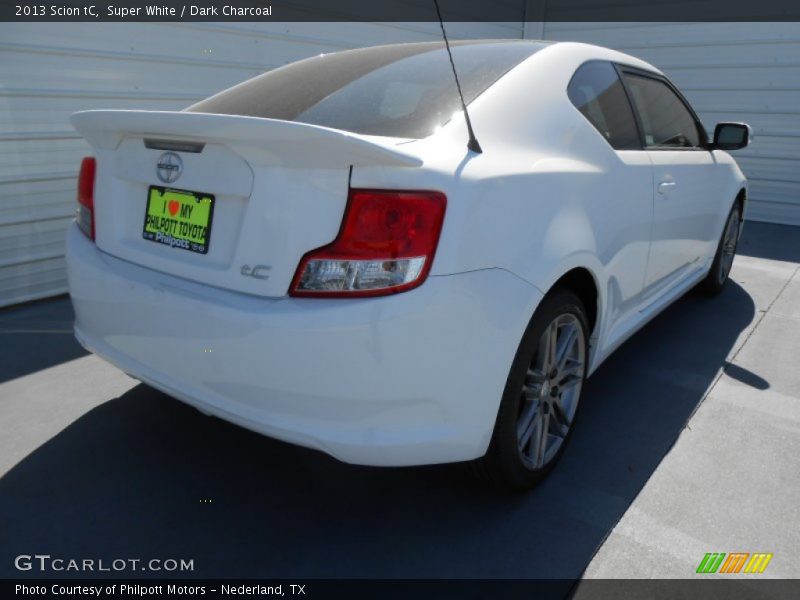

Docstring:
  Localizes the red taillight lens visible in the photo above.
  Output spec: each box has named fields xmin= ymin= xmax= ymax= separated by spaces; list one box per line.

xmin=290 ymin=189 xmax=447 ymax=297
xmin=76 ymin=157 xmax=96 ymax=240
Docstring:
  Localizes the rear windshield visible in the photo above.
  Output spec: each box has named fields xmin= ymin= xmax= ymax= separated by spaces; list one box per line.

xmin=186 ymin=41 xmax=548 ymax=139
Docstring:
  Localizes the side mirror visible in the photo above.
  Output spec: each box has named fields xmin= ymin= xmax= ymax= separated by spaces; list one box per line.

xmin=712 ymin=122 xmax=751 ymax=150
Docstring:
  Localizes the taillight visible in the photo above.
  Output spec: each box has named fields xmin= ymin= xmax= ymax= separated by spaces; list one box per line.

xmin=76 ymin=157 xmax=96 ymax=240
xmin=290 ymin=189 xmax=447 ymax=297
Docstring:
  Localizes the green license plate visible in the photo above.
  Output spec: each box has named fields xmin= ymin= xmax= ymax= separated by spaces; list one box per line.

xmin=142 ymin=186 xmax=215 ymax=254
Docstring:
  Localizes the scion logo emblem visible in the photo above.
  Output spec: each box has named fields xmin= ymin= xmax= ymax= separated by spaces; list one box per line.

xmin=156 ymin=151 xmax=183 ymax=184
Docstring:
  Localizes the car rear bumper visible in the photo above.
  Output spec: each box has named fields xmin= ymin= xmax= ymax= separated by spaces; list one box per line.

xmin=66 ymin=223 xmax=541 ymax=466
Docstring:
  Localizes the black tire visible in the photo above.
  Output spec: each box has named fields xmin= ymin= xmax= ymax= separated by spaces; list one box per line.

xmin=698 ymin=201 xmax=742 ymax=296
xmin=474 ymin=289 xmax=589 ymax=490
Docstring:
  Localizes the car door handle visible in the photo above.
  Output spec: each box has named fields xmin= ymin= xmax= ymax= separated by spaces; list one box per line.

xmin=657 ymin=181 xmax=677 ymax=195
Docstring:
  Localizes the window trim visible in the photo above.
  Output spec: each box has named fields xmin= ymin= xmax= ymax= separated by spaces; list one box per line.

xmin=567 ymin=59 xmax=644 ymax=151
xmin=616 ymin=64 xmax=710 ymax=151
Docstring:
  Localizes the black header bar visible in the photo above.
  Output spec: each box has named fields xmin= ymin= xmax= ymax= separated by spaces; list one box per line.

xmin=2 ymin=0 xmax=800 ymax=22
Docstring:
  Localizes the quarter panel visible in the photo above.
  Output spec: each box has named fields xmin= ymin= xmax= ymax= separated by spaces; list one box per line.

xmin=352 ymin=44 xmax=662 ymax=373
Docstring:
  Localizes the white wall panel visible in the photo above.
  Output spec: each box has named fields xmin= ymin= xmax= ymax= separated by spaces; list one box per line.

xmin=0 ymin=20 xmax=521 ymax=307
xmin=8 ymin=17 xmax=795 ymax=308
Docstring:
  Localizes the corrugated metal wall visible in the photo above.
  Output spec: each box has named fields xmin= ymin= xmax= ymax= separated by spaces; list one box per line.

xmin=0 ymin=20 xmax=522 ymax=308
xmin=531 ymin=22 xmax=800 ymax=227
xmin=3 ymin=18 xmax=798 ymax=308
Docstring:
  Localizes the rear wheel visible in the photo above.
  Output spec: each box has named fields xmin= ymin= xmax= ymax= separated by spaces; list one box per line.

xmin=476 ymin=290 xmax=589 ymax=490
xmin=699 ymin=202 xmax=742 ymax=295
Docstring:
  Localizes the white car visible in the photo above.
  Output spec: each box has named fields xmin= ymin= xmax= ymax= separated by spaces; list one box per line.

xmin=66 ymin=40 xmax=749 ymax=488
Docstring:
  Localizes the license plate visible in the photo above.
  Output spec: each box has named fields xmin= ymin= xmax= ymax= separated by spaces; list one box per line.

xmin=142 ymin=186 xmax=215 ymax=254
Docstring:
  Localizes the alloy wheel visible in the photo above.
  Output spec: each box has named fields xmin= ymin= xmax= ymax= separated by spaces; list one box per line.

xmin=516 ymin=312 xmax=586 ymax=470
xmin=719 ymin=208 xmax=740 ymax=284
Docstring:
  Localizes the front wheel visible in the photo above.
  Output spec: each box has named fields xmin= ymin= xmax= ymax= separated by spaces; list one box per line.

xmin=699 ymin=202 xmax=742 ymax=295
xmin=475 ymin=290 xmax=589 ymax=490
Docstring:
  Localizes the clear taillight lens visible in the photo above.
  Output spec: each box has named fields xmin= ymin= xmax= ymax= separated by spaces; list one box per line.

xmin=76 ymin=157 xmax=96 ymax=240
xmin=290 ymin=189 xmax=447 ymax=298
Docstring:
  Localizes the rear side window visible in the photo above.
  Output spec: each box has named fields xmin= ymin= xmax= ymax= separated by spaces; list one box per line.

xmin=567 ymin=61 xmax=640 ymax=150
xmin=187 ymin=41 xmax=548 ymax=139
xmin=622 ymin=73 xmax=701 ymax=148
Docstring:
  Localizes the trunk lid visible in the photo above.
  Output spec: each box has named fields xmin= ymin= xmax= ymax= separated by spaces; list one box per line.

xmin=71 ymin=110 xmax=421 ymax=298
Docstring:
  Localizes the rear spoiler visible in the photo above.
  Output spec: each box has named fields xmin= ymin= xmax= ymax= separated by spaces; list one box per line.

xmin=70 ymin=110 xmax=423 ymax=169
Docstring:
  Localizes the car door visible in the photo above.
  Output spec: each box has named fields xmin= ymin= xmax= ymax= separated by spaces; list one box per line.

xmin=567 ymin=61 xmax=653 ymax=341
xmin=620 ymin=69 xmax=720 ymax=298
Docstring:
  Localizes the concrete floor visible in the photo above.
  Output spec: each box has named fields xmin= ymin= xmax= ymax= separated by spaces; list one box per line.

xmin=0 ymin=221 xmax=798 ymax=584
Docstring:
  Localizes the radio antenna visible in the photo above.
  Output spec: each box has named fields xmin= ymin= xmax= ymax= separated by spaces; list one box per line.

xmin=433 ymin=0 xmax=482 ymax=154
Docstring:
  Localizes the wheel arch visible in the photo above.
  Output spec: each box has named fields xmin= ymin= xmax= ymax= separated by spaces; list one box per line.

xmin=549 ymin=267 xmax=600 ymax=338
xmin=527 ymin=260 xmax=605 ymax=375
xmin=735 ymin=187 xmax=747 ymax=215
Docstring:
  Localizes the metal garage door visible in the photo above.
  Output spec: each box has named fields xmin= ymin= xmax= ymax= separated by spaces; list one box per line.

xmin=0 ymin=21 xmax=521 ymax=308
xmin=530 ymin=22 xmax=800 ymax=227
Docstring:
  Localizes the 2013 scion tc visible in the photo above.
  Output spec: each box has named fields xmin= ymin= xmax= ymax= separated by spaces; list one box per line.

xmin=66 ymin=41 xmax=750 ymax=488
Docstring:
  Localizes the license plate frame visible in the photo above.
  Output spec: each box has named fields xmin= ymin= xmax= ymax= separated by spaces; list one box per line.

xmin=142 ymin=186 xmax=215 ymax=255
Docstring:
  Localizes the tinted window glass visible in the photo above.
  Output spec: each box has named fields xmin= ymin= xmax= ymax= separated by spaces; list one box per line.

xmin=187 ymin=41 xmax=549 ymax=139
xmin=622 ymin=73 xmax=701 ymax=148
xmin=567 ymin=61 xmax=640 ymax=150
